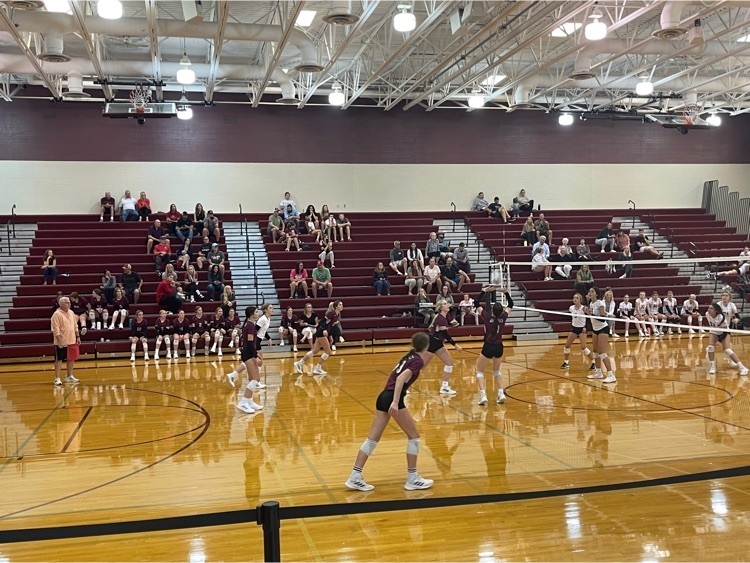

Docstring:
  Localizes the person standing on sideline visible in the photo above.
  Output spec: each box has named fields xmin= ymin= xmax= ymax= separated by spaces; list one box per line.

xmin=475 ymin=286 xmax=513 ymax=406
xmin=425 ymin=300 xmax=463 ymax=395
xmin=225 ymin=306 xmax=264 ymax=413
xmin=586 ymin=287 xmax=617 ymax=384
xmin=51 ymin=296 xmax=80 ymax=386
xmin=345 ymin=332 xmax=434 ymax=492
xmin=561 ymin=293 xmax=595 ymax=370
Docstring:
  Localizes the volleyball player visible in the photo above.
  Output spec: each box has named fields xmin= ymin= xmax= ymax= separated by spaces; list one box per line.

xmin=225 ymin=306 xmax=264 ymax=412
xmin=153 ymin=309 xmax=172 ymax=360
xmin=129 ymin=310 xmax=149 ymax=362
xmin=634 ymin=291 xmax=650 ymax=337
xmin=225 ymin=308 xmax=241 ymax=353
xmin=279 ymin=306 xmax=300 ymax=352
xmin=647 ymin=291 xmax=667 ymax=336
xmin=345 ymin=332 xmax=434 ymax=492
xmin=617 ymin=294 xmax=637 ymax=338
xmin=681 ymin=294 xmax=703 ymax=334
xmin=603 ymin=289 xmax=618 ymax=338
xmin=172 ymin=309 xmax=191 ymax=358
xmin=255 ymin=304 xmax=274 ymax=360
xmin=298 ymin=303 xmax=318 ymax=345
xmin=719 ymin=289 xmax=740 ymax=330
xmin=425 ymin=299 xmax=463 ymax=395
xmin=586 ymin=287 xmax=617 ymax=384
xmin=294 ymin=301 xmax=343 ymax=375
xmin=705 ymin=302 xmax=748 ymax=376
xmin=326 ymin=301 xmax=344 ymax=351
xmin=210 ymin=307 xmax=227 ymax=357
xmin=109 ymin=287 xmax=129 ymax=330
xmin=561 ymin=293 xmax=595 ymax=371
xmin=190 ymin=305 xmax=212 ymax=356
xmin=662 ymin=290 xmax=681 ymax=334
xmin=474 ymin=285 xmax=513 ymax=406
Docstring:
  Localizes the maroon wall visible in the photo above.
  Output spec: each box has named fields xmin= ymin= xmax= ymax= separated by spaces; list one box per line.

xmin=2 ymin=92 xmax=749 ymax=164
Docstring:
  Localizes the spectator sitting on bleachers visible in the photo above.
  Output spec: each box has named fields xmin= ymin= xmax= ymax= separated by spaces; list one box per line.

xmin=576 ymin=238 xmax=592 ymax=261
xmin=153 ymin=236 xmax=172 ymax=276
xmin=88 ymin=288 xmax=109 ymax=330
xmin=574 ymin=264 xmax=594 ymax=297
xmin=304 ymin=205 xmax=321 ymax=235
xmin=184 ymin=265 xmax=202 ymax=302
xmin=136 ymin=192 xmax=152 ymax=222
xmin=267 ymin=208 xmax=284 ymax=243
xmin=424 ymin=257 xmax=442 ymax=294
xmin=595 ymin=222 xmax=616 ymax=253
xmin=206 ymin=265 xmax=224 ymax=301
xmin=405 ymin=259 xmax=423 ymax=296
xmin=520 ymin=216 xmax=537 ymax=246
xmin=221 ymin=285 xmax=237 ymax=316
xmin=407 ymin=242 xmax=425 ymax=270
xmin=312 ymin=261 xmax=333 ymax=298
xmin=290 ymin=262 xmax=309 ymax=298
xmin=319 ymin=236 xmax=335 ymax=267
xmin=162 ymin=263 xmax=176 ymax=281
xmin=458 ymin=293 xmax=480 ymax=325
xmin=437 ymin=233 xmax=453 ymax=262
xmin=372 ymin=262 xmax=391 ymax=296
xmin=425 ymin=232 xmax=441 ymax=261
xmin=204 ymin=210 xmax=221 ymax=240
xmin=51 ymin=290 xmax=64 ymax=313
xmin=207 ymin=243 xmax=226 ymax=275
xmin=453 ymin=242 xmax=471 ymax=273
xmin=389 ymin=240 xmax=407 ymax=276
xmin=631 ymin=229 xmax=661 ymax=258
xmin=436 ymin=284 xmax=458 ymax=325
xmin=176 ymin=238 xmax=192 ymax=270
xmin=146 ymin=219 xmax=167 ymax=254
xmin=120 ymin=263 xmax=142 ymax=304
xmin=101 ymin=270 xmax=116 ymax=303
xmin=472 ymin=191 xmax=489 ymax=212
xmin=196 ymin=236 xmax=212 ymax=270
xmin=615 ymin=246 xmax=633 ymax=279
xmin=285 ymin=225 xmax=301 ymax=251
xmin=119 ymin=190 xmax=138 ymax=223
xmin=337 ymin=213 xmax=352 ymax=242
xmin=69 ymin=292 xmax=89 ymax=336
xmin=284 ymin=204 xmax=300 ymax=232
xmin=109 ymin=286 xmax=129 ymax=329
xmin=531 ymin=246 xmax=552 ymax=281
xmin=552 ymin=245 xmax=573 ymax=279
xmin=165 ymin=204 xmax=181 ymax=236
xmin=42 ymin=249 xmax=57 ymax=285
xmin=615 ymin=230 xmax=630 ymax=252
xmin=176 ymin=211 xmax=194 ymax=243
xmin=534 ymin=213 xmax=553 ymax=245
xmin=558 ymin=237 xmax=573 ymax=256
xmin=100 ymin=191 xmax=115 ymax=222
xmin=514 ymin=189 xmax=534 ymax=213
xmin=320 ymin=204 xmax=331 ymax=234
xmin=487 ymin=197 xmax=512 ymax=223
xmin=441 ymin=256 xmax=470 ymax=292
xmin=531 ymin=235 xmax=550 ymax=258
xmin=280 ymin=191 xmax=298 ymax=215
xmin=157 ymin=274 xmax=183 ymax=314
xmin=193 ymin=203 xmax=206 ymax=236
xmin=414 ymin=287 xmax=435 ymax=326
xmin=714 ymin=246 xmax=750 ymax=277
xmin=323 ymin=211 xmax=337 ymax=242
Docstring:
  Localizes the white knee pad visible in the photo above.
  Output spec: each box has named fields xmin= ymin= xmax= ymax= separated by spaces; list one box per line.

xmin=724 ymin=348 xmax=735 ymax=357
xmin=592 ymin=353 xmax=600 ymax=359
xmin=247 ymin=380 xmax=259 ymax=391
xmin=406 ymin=438 xmax=420 ymax=455
xmin=444 ymin=365 xmax=453 ymax=373
xmin=563 ymin=348 xmax=571 ymax=354
xmin=291 ymin=329 xmax=297 ymax=336
xmin=583 ymin=348 xmax=591 ymax=356
xmin=102 ymin=311 xmax=109 ymax=321
xmin=321 ymin=353 xmax=329 ymax=361
xmin=88 ymin=311 xmax=96 ymax=321
xmin=164 ymin=336 xmax=170 ymax=345
xmin=493 ymin=370 xmax=501 ymax=378
xmin=475 ymin=371 xmax=484 ymax=379
xmin=706 ymin=345 xmax=715 ymax=354
xmin=360 ymin=438 xmax=378 ymax=456
xmin=278 ymin=327 xmax=284 ymax=335
xmin=599 ymin=353 xmax=608 ymax=360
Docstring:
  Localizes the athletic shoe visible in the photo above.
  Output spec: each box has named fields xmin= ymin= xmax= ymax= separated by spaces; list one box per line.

xmin=294 ymin=360 xmax=304 ymax=374
xmin=587 ymin=373 xmax=604 ymax=379
xmin=603 ymin=374 xmax=617 ymax=384
xmin=249 ymin=400 xmax=263 ymax=411
xmin=65 ymin=375 xmax=79 ymax=383
xmin=740 ymin=366 xmax=749 ymax=376
xmin=154 ymin=351 xmax=160 ymax=360
xmin=118 ymin=324 xmax=124 ymax=329
xmin=331 ymin=345 xmax=337 ymax=351
xmin=144 ymin=354 xmax=149 ymax=361
xmin=236 ymin=401 xmax=256 ymax=414
xmin=53 ymin=377 xmax=62 ymax=386
xmin=345 ymin=476 xmax=375 ymax=492
xmin=256 ymin=382 xmax=267 ymax=389
xmin=339 ymin=336 xmax=345 ymax=343
xmin=235 ymin=349 xmax=241 ymax=355
xmin=293 ymin=346 xmax=298 ymax=352
xmin=638 ymin=331 xmax=645 ymax=337
xmin=228 ymin=341 xmax=234 ymax=349
xmin=130 ymin=354 xmax=136 ymax=362
xmin=81 ymin=327 xmax=87 ymax=336
xmin=440 ymin=385 xmax=457 ymax=395
xmin=218 ymin=348 xmax=223 ymax=357
xmin=611 ymin=333 xmax=620 ymax=338
xmin=313 ymin=365 xmax=328 ymax=375
xmin=210 ymin=344 xmax=217 ymax=353
xmin=689 ymin=328 xmax=696 ymax=335
xmin=678 ymin=329 xmax=682 ymax=334
xmin=478 ymin=391 xmax=488 ymax=406
xmin=708 ymin=364 xmax=717 ymax=375
xmin=226 ymin=372 xmax=237 ymax=388
xmin=166 ymin=352 xmax=172 ymax=359
xmin=497 ymin=390 xmax=506 ymax=404
xmin=729 ymin=360 xmax=739 ymax=368
xmin=667 ymin=329 xmax=673 ymax=335
xmin=404 ymin=476 xmax=434 ymax=491
xmin=560 ymin=361 xmax=569 ymax=369
xmin=185 ymin=351 xmax=191 ymax=359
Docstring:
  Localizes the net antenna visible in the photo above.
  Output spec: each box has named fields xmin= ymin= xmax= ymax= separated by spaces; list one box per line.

xmin=129 ymin=84 xmax=151 ymax=113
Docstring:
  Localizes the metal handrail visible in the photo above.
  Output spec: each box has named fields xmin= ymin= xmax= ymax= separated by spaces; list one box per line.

xmin=10 ymin=203 xmax=16 ymax=239
xmin=451 ymin=202 xmax=456 ymax=230
xmin=238 ymin=203 xmax=244 ymax=237
xmin=5 ymin=220 xmax=10 ymax=256
xmin=628 ymin=200 xmax=636 ymax=229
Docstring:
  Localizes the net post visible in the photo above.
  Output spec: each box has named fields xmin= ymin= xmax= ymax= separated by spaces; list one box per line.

xmin=257 ymin=501 xmax=282 ymax=562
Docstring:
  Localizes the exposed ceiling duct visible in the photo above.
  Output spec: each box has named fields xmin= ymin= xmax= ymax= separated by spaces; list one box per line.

xmin=322 ymin=1 xmax=360 ymax=26
xmin=61 ymin=69 xmax=89 ymax=98
xmin=10 ymin=10 xmax=324 ymax=72
xmin=512 ymin=83 xmax=534 ymax=108
xmin=571 ymin=39 xmax=750 ymax=80
xmin=37 ymin=32 xmax=70 ymax=63
xmin=529 ymin=75 xmax=750 ymax=96
xmin=652 ymin=2 xmax=688 ymax=40
xmin=1 ymin=0 xmax=45 ymax=9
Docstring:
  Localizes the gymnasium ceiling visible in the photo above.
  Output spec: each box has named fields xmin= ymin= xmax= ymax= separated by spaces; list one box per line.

xmin=1 ymin=0 xmax=750 ymax=117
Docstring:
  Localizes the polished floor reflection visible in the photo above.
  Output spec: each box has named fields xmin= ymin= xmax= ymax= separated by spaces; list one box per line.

xmin=1 ymin=334 xmax=750 ymax=561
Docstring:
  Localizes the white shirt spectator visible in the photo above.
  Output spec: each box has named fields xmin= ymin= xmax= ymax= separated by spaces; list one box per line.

xmin=532 ymin=241 xmax=550 ymax=259
xmin=120 ymin=197 xmax=137 ymax=211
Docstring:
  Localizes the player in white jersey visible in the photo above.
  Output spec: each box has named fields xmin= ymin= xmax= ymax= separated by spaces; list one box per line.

xmin=586 ymin=287 xmax=616 ymax=384
xmin=647 ymin=291 xmax=667 ymax=336
xmin=561 ymin=293 xmax=595 ymax=370
xmin=705 ymin=302 xmax=748 ymax=376
xmin=634 ymin=291 xmax=651 ymax=337
xmin=617 ymin=294 xmax=638 ymax=338
xmin=662 ymin=290 xmax=681 ymax=334
xmin=719 ymin=290 xmax=740 ymax=330
xmin=603 ymin=289 xmax=618 ymax=337
xmin=681 ymin=294 xmax=703 ymax=335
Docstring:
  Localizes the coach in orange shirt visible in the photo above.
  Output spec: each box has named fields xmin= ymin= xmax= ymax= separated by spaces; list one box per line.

xmin=51 ymin=296 xmax=81 ymax=386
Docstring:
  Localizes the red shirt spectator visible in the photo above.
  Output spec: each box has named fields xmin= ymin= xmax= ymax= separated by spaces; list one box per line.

xmin=156 ymin=278 xmax=174 ymax=303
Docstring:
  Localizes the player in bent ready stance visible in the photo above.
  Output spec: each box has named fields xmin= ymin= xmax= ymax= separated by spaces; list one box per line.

xmin=345 ymin=332 xmax=434 ymax=492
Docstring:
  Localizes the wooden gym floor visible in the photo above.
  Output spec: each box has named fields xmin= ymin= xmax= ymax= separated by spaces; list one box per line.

xmin=1 ymin=335 xmax=750 ymax=561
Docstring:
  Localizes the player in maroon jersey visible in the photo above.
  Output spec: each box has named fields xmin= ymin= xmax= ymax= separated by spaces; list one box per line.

xmin=345 ymin=332 xmax=434 ymax=491
xmin=190 ymin=306 xmax=212 ymax=356
xmin=129 ymin=310 xmax=149 ymax=362
xmin=172 ymin=309 xmax=191 ymax=359
xmin=87 ymin=288 xmax=109 ymax=330
xmin=225 ymin=306 xmax=264 ymax=413
xmin=210 ymin=307 xmax=227 ymax=357
xmin=153 ymin=309 xmax=173 ymax=360
xmin=474 ymin=286 xmax=513 ymax=406
xmin=109 ymin=287 xmax=129 ymax=330
xmin=279 ymin=306 xmax=300 ymax=352
xmin=225 ymin=308 xmax=241 ymax=353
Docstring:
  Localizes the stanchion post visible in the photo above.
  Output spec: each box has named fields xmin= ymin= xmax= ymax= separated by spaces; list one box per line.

xmin=257 ymin=501 xmax=281 ymax=562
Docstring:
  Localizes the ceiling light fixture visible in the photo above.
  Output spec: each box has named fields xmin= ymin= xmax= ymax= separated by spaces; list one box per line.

xmin=177 ymin=94 xmax=193 ymax=121
xmin=558 ymin=113 xmax=574 ymax=126
xmin=393 ymin=5 xmax=416 ymax=33
xmin=97 ymin=0 xmax=122 ymax=20
xmin=480 ymin=74 xmax=506 ymax=87
xmin=328 ymin=81 xmax=345 ymax=106
xmin=635 ymin=78 xmax=654 ymax=96
xmin=584 ymin=8 xmax=607 ymax=41
xmin=176 ymin=54 xmax=196 ymax=85
xmin=468 ymin=87 xmax=484 ymax=109
xmin=43 ymin=0 xmax=71 ymax=13
xmin=295 ymin=10 xmax=317 ymax=28
xmin=706 ymin=114 xmax=722 ymax=126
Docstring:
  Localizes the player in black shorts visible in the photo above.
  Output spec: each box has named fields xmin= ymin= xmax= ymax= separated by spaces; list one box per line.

xmin=129 ymin=309 xmax=149 ymax=362
xmin=345 ymin=332 xmax=434 ymax=492
xmin=172 ymin=309 xmax=191 ymax=359
xmin=474 ymin=286 xmax=513 ymax=406
xmin=294 ymin=300 xmax=343 ymax=376
xmin=226 ymin=306 xmax=264 ymax=413
xmin=425 ymin=300 xmax=463 ymax=395
xmin=153 ymin=309 xmax=172 ymax=360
